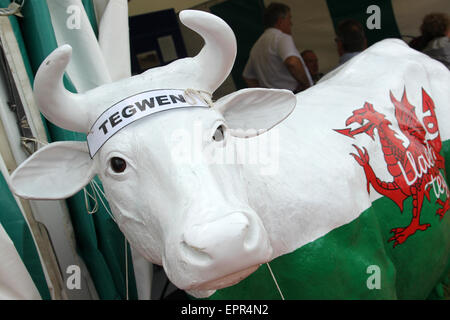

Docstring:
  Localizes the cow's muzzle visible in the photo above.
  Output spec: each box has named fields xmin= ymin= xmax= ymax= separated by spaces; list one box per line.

xmin=164 ymin=210 xmax=272 ymax=294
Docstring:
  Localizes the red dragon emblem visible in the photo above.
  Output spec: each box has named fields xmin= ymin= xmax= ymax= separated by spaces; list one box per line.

xmin=335 ymin=88 xmax=449 ymax=247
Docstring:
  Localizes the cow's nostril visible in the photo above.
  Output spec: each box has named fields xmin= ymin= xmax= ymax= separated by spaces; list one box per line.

xmin=180 ymin=240 xmax=212 ymax=266
xmin=181 ymin=211 xmax=262 ymax=265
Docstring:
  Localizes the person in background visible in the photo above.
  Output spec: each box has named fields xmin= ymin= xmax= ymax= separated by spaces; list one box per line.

xmin=301 ymin=49 xmax=324 ymax=84
xmin=335 ymin=19 xmax=367 ymax=66
xmin=410 ymin=13 xmax=450 ymax=70
xmin=243 ymin=2 xmax=312 ymax=93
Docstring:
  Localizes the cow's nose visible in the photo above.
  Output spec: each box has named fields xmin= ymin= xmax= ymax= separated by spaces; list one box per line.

xmin=181 ymin=212 xmax=259 ymax=265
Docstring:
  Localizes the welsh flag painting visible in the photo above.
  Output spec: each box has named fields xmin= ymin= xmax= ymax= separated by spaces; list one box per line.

xmin=208 ymin=38 xmax=450 ymax=300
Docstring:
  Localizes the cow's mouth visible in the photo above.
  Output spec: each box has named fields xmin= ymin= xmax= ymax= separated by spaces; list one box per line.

xmin=186 ymin=264 xmax=260 ymax=297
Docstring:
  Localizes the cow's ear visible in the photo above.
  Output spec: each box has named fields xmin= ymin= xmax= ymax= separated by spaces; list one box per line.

xmin=214 ymin=88 xmax=296 ymax=138
xmin=10 ymin=141 xmax=96 ymax=200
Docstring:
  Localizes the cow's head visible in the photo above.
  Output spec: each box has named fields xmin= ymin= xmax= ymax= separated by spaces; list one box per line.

xmin=10 ymin=10 xmax=296 ymax=297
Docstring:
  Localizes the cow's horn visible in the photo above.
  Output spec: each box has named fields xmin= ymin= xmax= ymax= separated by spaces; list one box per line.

xmin=179 ymin=10 xmax=237 ymax=94
xmin=33 ymin=45 xmax=89 ymax=133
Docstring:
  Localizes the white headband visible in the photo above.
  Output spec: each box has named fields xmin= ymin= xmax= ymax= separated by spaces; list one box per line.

xmin=86 ymin=89 xmax=210 ymax=158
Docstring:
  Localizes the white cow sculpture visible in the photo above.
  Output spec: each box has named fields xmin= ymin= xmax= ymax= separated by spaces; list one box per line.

xmin=10 ymin=10 xmax=450 ymax=299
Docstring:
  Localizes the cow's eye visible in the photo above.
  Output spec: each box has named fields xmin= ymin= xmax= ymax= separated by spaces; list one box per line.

xmin=110 ymin=157 xmax=127 ymax=173
xmin=212 ymin=125 xmax=225 ymax=142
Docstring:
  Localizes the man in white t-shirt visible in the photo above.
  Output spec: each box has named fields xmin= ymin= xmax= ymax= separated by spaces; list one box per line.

xmin=243 ymin=3 xmax=312 ymax=93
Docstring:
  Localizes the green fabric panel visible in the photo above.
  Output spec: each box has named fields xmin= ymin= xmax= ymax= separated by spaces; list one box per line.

xmin=0 ymin=1 xmax=33 ymax=84
xmin=209 ymin=140 xmax=450 ymax=299
xmin=89 ymin=177 xmax=138 ymax=299
xmin=0 ymin=0 xmax=51 ymax=299
xmin=0 ymin=0 xmax=51 ymax=139
xmin=80 ymin=0 xmax=138 ymax=298
xmin=210 ymin=0 xmax=265 ymax=90
xmin=326 ymin=0 xmax=401 ymax=47
xmin=82 ymin=0 xmax=98 ymax=37
xmin=0 ymin=171 xmax=50 ymax=299
xmin=17 ymin=0 xmax=137 ymax=299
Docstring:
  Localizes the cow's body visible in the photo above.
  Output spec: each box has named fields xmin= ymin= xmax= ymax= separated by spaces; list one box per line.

xmin=245 ymin=41 xmax=450 ymax=252
xmin=219 ymin=39 xmax=450 ymax=299
xmin=9 ymin=10 xmax=450 ymax=299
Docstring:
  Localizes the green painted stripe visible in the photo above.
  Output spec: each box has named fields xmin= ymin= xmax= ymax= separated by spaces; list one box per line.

xmin=82 ymin=0 xmax=99 ymax=37
xmin=326 ymin=0 xmax=401 ymax=46
xmin=209 ymin=140 xmax=450 ymax=299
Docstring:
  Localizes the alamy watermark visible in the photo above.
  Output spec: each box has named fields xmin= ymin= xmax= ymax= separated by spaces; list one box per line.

xmin=366 ymin=265 xmax=381 ymax=290
xmin=170 ymin=121 xmax=280 ymax=176
xmin=66 ymin=4 xmax=81 ymax=30
xmin=366 ymin=5 xmax=381 ymax=30
xmin=66 ymin=265 xmax=81 ymax=290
